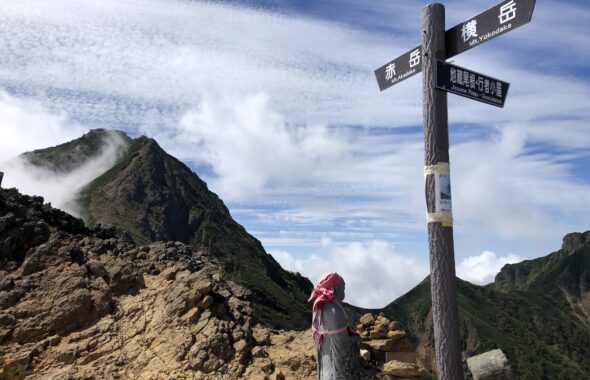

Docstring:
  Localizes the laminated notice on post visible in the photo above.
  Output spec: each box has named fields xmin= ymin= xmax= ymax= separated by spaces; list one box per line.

xmin=435 ymin=173 xmax=452 ymax=213
xmin=425 ymin=163 xmax=453 ymax=227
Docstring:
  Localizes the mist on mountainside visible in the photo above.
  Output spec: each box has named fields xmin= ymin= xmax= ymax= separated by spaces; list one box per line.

xmin=0 ymin=131 xmax=129 ymax=217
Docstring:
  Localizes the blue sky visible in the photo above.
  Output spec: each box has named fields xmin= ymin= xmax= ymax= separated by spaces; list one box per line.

xmin=0 ymin=0 xmax=589 ymax=307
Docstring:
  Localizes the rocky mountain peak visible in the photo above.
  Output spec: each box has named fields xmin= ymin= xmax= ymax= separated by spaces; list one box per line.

xmin=14 ymin=131 xmax=313 ymax=330
xmin=21 ymin=129 xmax=131 ymax=174
xmin=562 ymin=231 xmax=590 ymax=256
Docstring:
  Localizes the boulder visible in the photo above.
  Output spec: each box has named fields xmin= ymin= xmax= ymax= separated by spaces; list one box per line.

xmin=562 ymin=232 xmax=589 ymax=255
xmin=387 ymin=330 xmax=406 ymax=340
xmin=467 ymin=349 xmax=513 ymax=380
xmin=382 ymin=360 xmax=427 ymax=378
xmin=0 ymin=188 xmax=270 ymax=379
xmin=359 ymin=313 xmax=376 ymax=327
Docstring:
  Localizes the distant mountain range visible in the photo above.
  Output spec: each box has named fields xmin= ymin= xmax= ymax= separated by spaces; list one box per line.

xmin=343 ymin=231 xmax=590 ymax=379
xmin=15 ymin=129 xmax=590 ymax=378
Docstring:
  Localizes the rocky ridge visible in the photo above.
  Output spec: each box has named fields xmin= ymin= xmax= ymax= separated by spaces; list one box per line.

xmin=19 ymin=129 xmax=313 ymax=331
xmin=0 ymin=187 xmax=307 ymax=379
xmin=0 ymin=186 xmax=426 ymax=379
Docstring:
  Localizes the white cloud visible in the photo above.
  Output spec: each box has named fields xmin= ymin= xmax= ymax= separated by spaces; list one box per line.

xmin=270 ymin=239 xmax=429 ymax=308
xmin=141 ymin=92 xmax=349 ymax=200
xmin=456 ymin=251 xmax=524 ymax=285
xmin=0 ymin=129 xmax=128 ymax=217
xmin=272 ymin=242 xmax=525 ymax=307
xmin=0 ymin=91 xmax=86 ymax=163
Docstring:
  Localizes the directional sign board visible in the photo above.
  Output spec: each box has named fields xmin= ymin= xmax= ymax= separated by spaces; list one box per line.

xmin=436 ymin=60 xmax=510 ymax=107
xmin=374 ymin=46 xmax=421 ymax=91
xmin=446 ymin=0 xmax=536 ymax=57
xmin=375 ymin=0 xmax=535 ymax=91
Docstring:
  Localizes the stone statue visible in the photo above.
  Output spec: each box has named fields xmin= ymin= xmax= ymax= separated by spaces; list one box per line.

xmin=309 ymin=272 xmax=360 ymax=379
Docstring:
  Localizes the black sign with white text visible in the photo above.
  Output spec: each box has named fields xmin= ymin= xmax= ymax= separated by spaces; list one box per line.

xmin=445 ymin=0 xmax=536 ymax=57
xmin=374 ymin=45 xmax=422 ymax=91
xmin=374 ymin=0 xmax=535 ymax=91
xmin=436 ymin=60 xmax=509 ymax=107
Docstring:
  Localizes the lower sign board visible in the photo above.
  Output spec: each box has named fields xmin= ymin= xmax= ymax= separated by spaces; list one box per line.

xmin=436 ymin=60 xmax=509 ymax=107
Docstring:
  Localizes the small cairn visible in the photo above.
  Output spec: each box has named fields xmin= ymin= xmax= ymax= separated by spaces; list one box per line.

xmin=356 ymin=313 xmax=427 ymax=379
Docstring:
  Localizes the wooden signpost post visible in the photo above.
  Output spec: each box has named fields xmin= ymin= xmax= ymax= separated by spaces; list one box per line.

xmin=374 ymin=1 xmax=536 ymax=378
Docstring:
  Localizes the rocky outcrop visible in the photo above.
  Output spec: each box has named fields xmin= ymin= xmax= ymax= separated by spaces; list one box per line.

xmin=0 ymin=187 xmax=297 ymax=379
xmin=0 ymin=186 xmax=410 ymax=379
xmin=355 ymin=313 xmax=426 ymax=379
xmin=357 ymin=313 xmax=416 ymax=361
xmin=243 ymin=328 xmax=317 ymax=380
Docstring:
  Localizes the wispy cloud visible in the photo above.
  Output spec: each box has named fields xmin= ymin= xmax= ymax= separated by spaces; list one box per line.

xmin=0 ymin=0 xmax=401 ymax=127
xmin=452 ymin=126 xmax=590 ymax=243
xmin=0 ymin=0 xmax=588 ymax=269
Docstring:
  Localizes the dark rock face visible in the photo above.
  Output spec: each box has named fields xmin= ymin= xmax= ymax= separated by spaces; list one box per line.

xmin=0 ymin=188 xmax=139 ymax=346
xmin=562 ymin=231 xmax=590 ymax=256
xmin=88 ymin=136 xmax=220 ymax=245
xmin=0 ymin=189 xmax=85 ymax=267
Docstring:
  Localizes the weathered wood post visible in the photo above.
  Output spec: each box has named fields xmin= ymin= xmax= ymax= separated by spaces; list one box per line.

xmin=375 ymin=1 xmax=536 ymax=377
xmin=421 ymin=4 xmax=463 ymax=379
